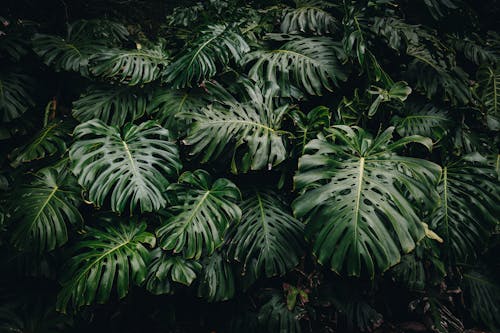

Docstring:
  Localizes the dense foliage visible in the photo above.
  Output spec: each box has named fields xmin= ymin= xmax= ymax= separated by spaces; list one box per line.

xmin=0 ymin=0 xmax=499 ymax=332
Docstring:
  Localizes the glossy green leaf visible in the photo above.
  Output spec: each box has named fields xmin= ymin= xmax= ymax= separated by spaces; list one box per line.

xmin=293 ymin=126 xmax=441 ymax=277
xmin=392 ymin=102 xmax=450 ymax=140
xmin=291 ymin=106 xmax=330 ymax=155
xmin=163 ymin=24 xmax=249 ymax=88
xmin=180 ymin=82 xmax=290 ymax=172
xmin=281 ymin=1 xmax=337 ymax=35
xmin=56 ymin=221 xmax=155 ymax=312
xmin=156 ymin=170 xmax=241 ymax=259
xmin=197 ymin=252 xmax=235 ymax=302
xmin=430 ymin=160 xmax=500 ymax=261
xmin=145 ymin=248 xmax=201 ymax=295
xmin=91 ymin=45 xmax=169 ymax=85
xmin=69 ymin=120 xmax=182 ymax=213
xmin=10 ymin=120 xmax=73 ymax=167
xmin=10 ymin=167 xmax=82 ymax=253
xmin=228 ymin=190 xmax=304 ymax=279
xmin=72 ymin=85 xmax=151 ymax=126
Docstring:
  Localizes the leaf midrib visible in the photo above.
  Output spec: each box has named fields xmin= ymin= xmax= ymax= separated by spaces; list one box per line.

xmin=29 ymin=185 xmax=59 ymax=231
xmin=70 ymin=239 xmax=132 ymax=290
xmin=353 ymin=157 xmax=365 ymax=247
xmin=202 ymin=119 xmax=276 ymax=133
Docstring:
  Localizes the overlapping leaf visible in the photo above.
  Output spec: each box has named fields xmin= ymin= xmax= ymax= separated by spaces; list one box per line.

xmin=56 ymin=221 xmax=155 ymax=312
xmin=10 ymin=167 xmax=82 ymax=253
xmin=245 ymin=36 xmax=347 ymax=96
xmin=69 ymin=120 xmax=181 ymax=213
xmin=392 ymin=102 xmax=451 ymax=140
xmin=163 ymin=24 xmax=250 ymax=88
xmin=430 ymin=159 xmax=500 ymax=261
xmin=91 ymin=45 xmax=169 ymax=85
xmin=156 ymin=170 xmax=241 ymax=259
xmin=293 ymin=126 xmax=441 ymax=277
xmin=10 ymin=120 xmax=73 ymax=167
xmin=228 ymin=190 xmax=304 ymax=279
xmin=72 ymin=85 xmax=151 ymax=126
xmin=197 ymin=252 xmax=235 ymax=302
xmin=32 ymin=23 xmax=105 ymax=75
xmin=0 ymin=72 xmax=34 ymax=122
xmin=180 ymin=82 xmax=290 ymax=172
xmin=145 ymin=249 xmax=201 ymax=295
xmin=281 ymin=1 xmax=337 ymax=35
xmin=462 ymin=270 xmax=500 ymax=331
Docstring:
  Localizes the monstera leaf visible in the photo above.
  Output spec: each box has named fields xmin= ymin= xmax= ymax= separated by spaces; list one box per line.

xmin=32 ymin=21 xmax=107 ymax=75
xmin=258 ymin=293 xmax=304 ymax=333
xmin=69 ymin=120 xmax=182 ymax=213
xmin=145 ymin=249 xmax=202 ymax=295
xmin=462 ymin=270 xmax=500 ymax=331
xmin=156 ymin=170 xmax=241 ymax=259
xmin=477 ymin=66 xmax=499 ymax=129
xmin=281 ymin=0 xmax=337 ymax=35
xmin=10 ymin=167 xmax=82 ymax=253
xmin=91 ymin=45 xmax=169 ymax=85
xmin=72 ymin=85 xmax=151 ymax=126
xmin=293 ymin=126 xmax=441 ymax=277
xmin=163 ymin=24 xmax=249 ymax=88
xmin=228 ymin=190 xmax=304 ymax=279
xmin=10 ymin=120 xmax=73 ymax=167
xmin=392 ymin=102 xmax=451 ymax=140
xmin=245 ymin=36 xmax=347 ymax=96
xmin=430 ymin=159 xmax=500 ymax=261
xmin=147 ymin=87 xmax=212 ymax=132
xmin=197 ymin=252 xmax=236 ymax=302
xmin=0 ymin=71 xmax=34 ymax=122
xmin=180 ymin=82 xmax=290 ymax=173
xmin=291 ymin=106 xmax=330 ymax=155
xmin=56 ymin=221 xmax=155 ymax=312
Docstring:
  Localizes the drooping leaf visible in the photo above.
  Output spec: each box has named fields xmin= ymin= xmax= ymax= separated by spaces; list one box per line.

xmin=56 ymin=221 xmax=155 ymax=312
xmin=69 ymin=120 xmax=182 ymax=213
xmin=245 ymin=36 xmax=347 ymax=96
xmin=156 ymin=170 xmax=241 ymax=259
xmin=430 ymin=160 xmax=500 ymax=262
xmin=163 ymin=24 xmax=250 ymax=88
xmin=10 ymin=120 xmax=73 ymax=167
xmin=197 ymin=252 xmax=236 ymax=302
xmin=228 ymin=190 xmax=304 ymax=279
xmin=10 ymin=167 xmax=82 ymax=253
xmin=281 ymin=1 xmax=338 ymax=35
xmin=72 ymin=85 xmax=151 ymax=126
xmin=462 ymin=270 xmax=500 ymax=331
xmin=180 ymin=82 xmax=290 ymax=173
xmin=293 ymin=126 xmax=441 ymax=277
xmin=145 ymin=248 xmax=201 ymax=295
xmin=0 ymin=71 xmax=34 ymax=122
xmin=91 ymin=45 xmax=169 ymax=86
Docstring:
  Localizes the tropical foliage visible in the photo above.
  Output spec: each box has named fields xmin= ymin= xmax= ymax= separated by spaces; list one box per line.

xmin=0 ymin=0 xmax=498 ymax=332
